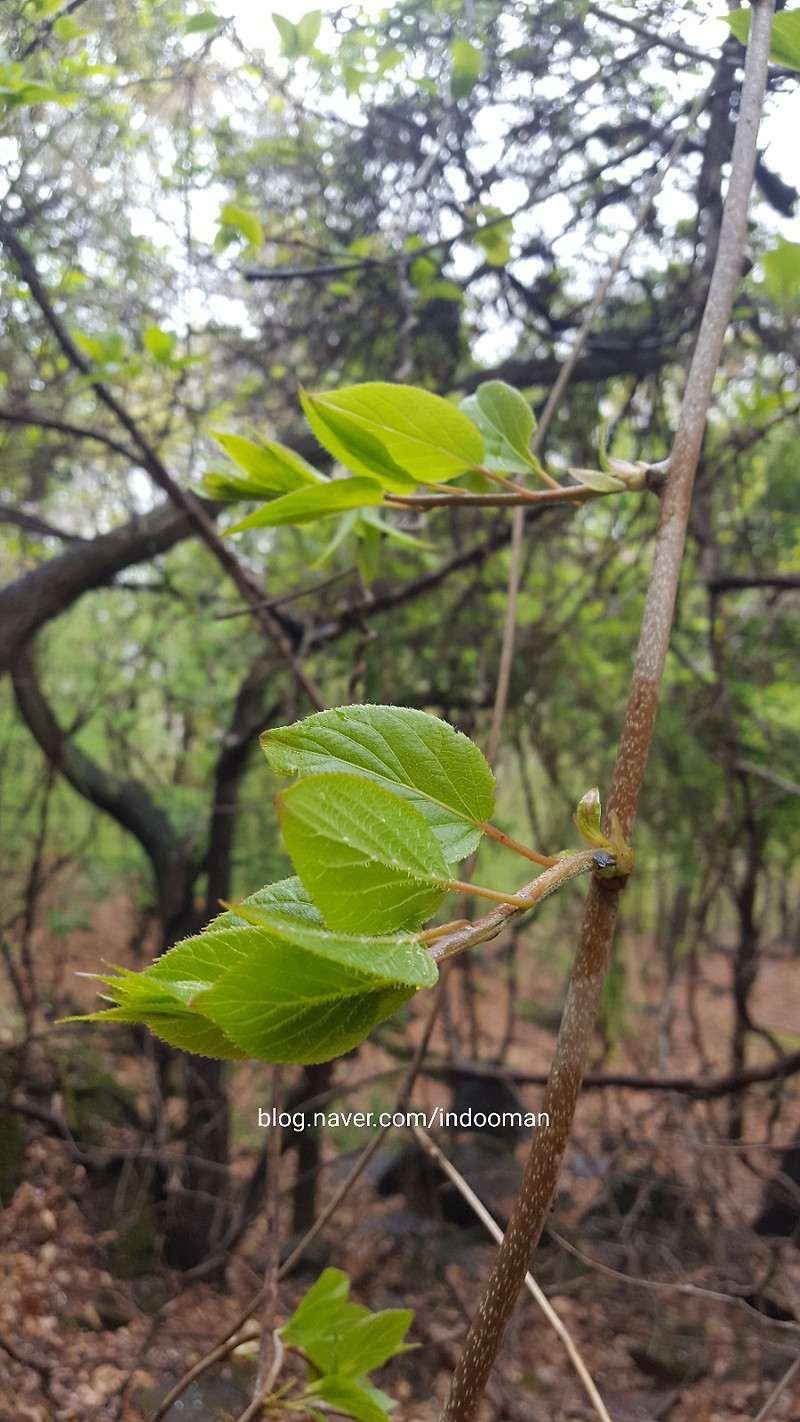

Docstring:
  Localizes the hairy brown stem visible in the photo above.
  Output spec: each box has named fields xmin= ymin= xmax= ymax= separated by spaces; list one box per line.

xmin=439 ymin=6 xmax=775 ymax=1417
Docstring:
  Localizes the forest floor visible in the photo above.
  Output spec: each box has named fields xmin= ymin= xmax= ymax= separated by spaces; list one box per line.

xmin=1 ymin=893 xmax=798 ymax=1422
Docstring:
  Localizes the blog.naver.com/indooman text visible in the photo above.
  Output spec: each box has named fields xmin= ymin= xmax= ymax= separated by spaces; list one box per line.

xmin=257 ymin=1107 xmax=550 ymax=1132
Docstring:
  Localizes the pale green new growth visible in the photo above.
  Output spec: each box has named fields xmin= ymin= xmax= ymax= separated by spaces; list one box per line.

xmin=273 ymin=1267 xmax=415 ymax=1421
xmin=72 ymin=680 xmax=620 ymax=1064
xmin=459 ymin=380 xmax=539 ymax=475
xmin=301 ymin=382 xmax=485 ymax=485
xmin=198 ymin=378 xmax=644 ymax=536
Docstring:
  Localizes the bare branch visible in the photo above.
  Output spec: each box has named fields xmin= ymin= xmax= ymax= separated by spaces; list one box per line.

xmin=457 ymin=343 xmax=668 ymax=395
xmin=0 ymin=404 xmax=137 ymax=461
xmin=752 ymin=1355 xmax=800 ymax=1422
xmin=11 ymin=647 xmax=187 ymax=918
xmin=442 ymin=1048 xmax=800 ymax=1100
xmin=0 ymin=499 xmax=85 ymax=543
xmin=0 ymin=498 xmax=208 ymax=676
xmin=440 ymin=6 xmax=776 ymax=1416
xmin=735 ymin=760 xmax=800 ymax=799
xmin=708 ymin=572 xmax=800 ymax=593
xmin=587 ymin=4 xmax=713 ymax=64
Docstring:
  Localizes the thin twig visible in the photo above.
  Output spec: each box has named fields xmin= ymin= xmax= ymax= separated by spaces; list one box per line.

xmin=150 ymin=1326 xmax=260 ymax=1422
xmin=487 ymin=76 xmax=714 ymax=766
xmin=440 ymin=1049 xmax=800 ymax=1100
xmin=233 ymin=1335 xmax=285 ymax=1422
xmin=278 ymin=963 xmax=451 ymax=1277
xmin=151 ymin=968 xmax=454 ymax=1419
xmin=384 ymin=484 xmax=595 ymax=510
xmin=0 ymin=499 xmax=84 ymax=542
xmin=0 ymin=405 xmax=137 ymax=461
xmin=587 ymin=3 xmax=712 ymax=64
xmin=548 ymin=1229 xmax=800 ymax=1330
xmin=20 ymin=0 xmax=91 ymax=59
xmin=411 ymin=1126 xmax=613 ymax=1422
xmin=751 ymin=1353 xmax=800 ymax=1421
xmin=214 ymin=567 xmax=356 ymax=620
xmin=426 ymin=852 xmax=598 ymax=962
xmin=247 ymin=1065 xmax=284 ymax=1415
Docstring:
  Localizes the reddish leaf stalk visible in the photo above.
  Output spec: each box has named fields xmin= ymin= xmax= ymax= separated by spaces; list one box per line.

xmin=439 ymin=5 xmax=776 ymax=1417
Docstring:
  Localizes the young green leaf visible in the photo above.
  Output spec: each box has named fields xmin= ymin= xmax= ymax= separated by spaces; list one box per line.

xmin=450 ymin=39 xmax=482 ymax=100
xmin=574 ymin=787 xmax=603 ymax=846
xmin=297 ymin=9 xmax=322 ymax=51
xmin=69 ymin=956 xmax=250 ymax=1060
xmin=70 ymin=913 xmax=436 ymax=1065
xmin=208 ymin=430 xmax=324 ymax=497
xmin=53 ymin=15 xmax=92 ymax=39
xmin=299 ymin=388 xmax=419 ymax=492
xmin=183 ymin=11 xmax=223 ymax=34
xmin=218 ymin=202 xmax=263 ymax=249
xmin=459 ymin=380 xmax=539 ymax=474
xmin=726 ymin=9 xmax=800 ymax=71
xmin=199 ymin=470 xmax=278 ymax=502
xmin=358 ymin=507 xmax=432 ymax=551
xmin=228 ymin=908 xmax=437 ymax=990
xmin=311 ymin=507 xmax=359 ymax=567
xmin=280 ymin=1268 xmax=356 ymax=1349
xmin=262 ymin=704 xmax=495 ymax=862
xmin=272 ymin=9 xmax=321 ymax=57
xmin=209 ymin=875 xmax=323 ymax=933
xmin=191 ymin=937 xmax=418 ymax=1062
xmin=759 ymin=237 xmax=800 ymax=309
xmin=306 ymin=1308 xmax=416 ymax=1377
xmin=300 ymin=383 xmax=485 ymax=487
xmin=307 ymin=1376 xmax=395 ymax=1422
xmin=356 ymin=515 xmax=381 ymax=584
xmin=474 ymin=210 xmax=513 ymax=267
xmin=567 ymin=467 xmax=625 ymax=493
xmin=277 ymin=773 xmax=452 ymax=932
xmin=226 ymin=478 xmax=386 ymax=533
xmin=143 ymin=325 xmax=177 ymax=363
xmin=282 ymin=1277 xmax=414 ymax=1422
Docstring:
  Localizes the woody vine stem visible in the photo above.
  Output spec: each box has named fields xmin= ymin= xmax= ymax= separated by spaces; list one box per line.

xmin=439 ymin=3 xmax=776 ymax=1418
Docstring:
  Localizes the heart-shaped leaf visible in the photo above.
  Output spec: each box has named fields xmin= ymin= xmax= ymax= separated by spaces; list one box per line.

xmin=277 ymin=773 xmax=452 ymax=932
xmin=262 ymin=705 xmax=494 ymax=862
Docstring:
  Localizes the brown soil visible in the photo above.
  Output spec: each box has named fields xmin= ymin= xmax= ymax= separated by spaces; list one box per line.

xmin=1 ymin=895 xmax=798 ymax=1422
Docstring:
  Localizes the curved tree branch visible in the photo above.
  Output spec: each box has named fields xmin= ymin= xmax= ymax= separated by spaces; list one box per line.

xmin=443 ymin=1049 xmax=800 ymax=1100
xmin=0 ymin=404 xmax=137 ymax=461
xmin=0 ymin=499 xmax=85 ymax=543
xmin=0 ymin=498 xmax=209 ymax=676
xmin=457 ymin=342 xmax=668 ymax=395
xmin=11 ymin=646 xmax=188 ymax=920
xmin=202 ymin=662 xmax=281 ymax=918
xmin=0 ymin=214 xmax=325 ymax=711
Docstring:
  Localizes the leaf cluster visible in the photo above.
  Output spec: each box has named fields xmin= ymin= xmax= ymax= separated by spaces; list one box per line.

xmin=72 ymin=705 xmax=501 ymax=1063
xmin=278 ymin=1267 xmax=415 ymax=1422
